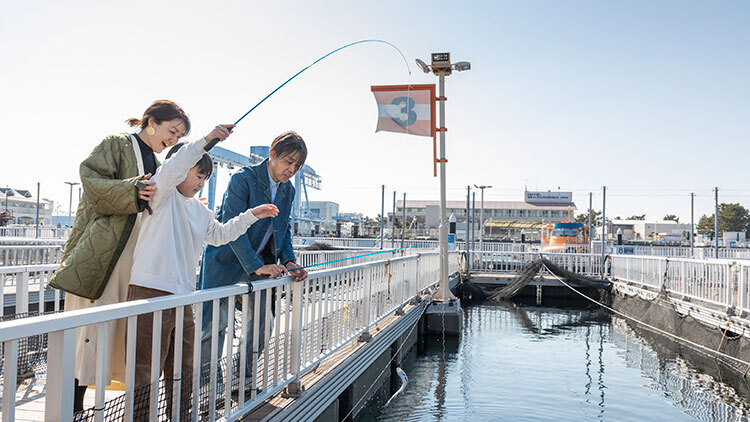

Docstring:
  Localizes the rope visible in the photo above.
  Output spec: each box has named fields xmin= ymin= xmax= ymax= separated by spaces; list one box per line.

xmin=341 ymin=290 xmax=433 ymax=420
xmin=541 ymin=262 xmax=750 ymax=373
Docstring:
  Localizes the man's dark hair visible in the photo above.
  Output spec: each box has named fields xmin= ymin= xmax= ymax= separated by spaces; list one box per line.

xmin=166 ymin=143 xmax=213 ymax=177
xmin=270 ymin=131 xmax=307 ymax=171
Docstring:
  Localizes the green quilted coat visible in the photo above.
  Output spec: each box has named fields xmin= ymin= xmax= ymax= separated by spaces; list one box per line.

xmin=50 ymin=134 xmax=150 ymax=299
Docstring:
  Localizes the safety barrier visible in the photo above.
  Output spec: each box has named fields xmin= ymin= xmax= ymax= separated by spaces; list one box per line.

xmin=0 ymin=226 xmax=71 ymax=239
xmin=471 ymin=251 xmax=603 ymax=277
xmin=610 ymin=255 xmax=750 ymax=312
xmin=0 ymin=264 xmax=61 ymax=315
xmin=0 ymin=251 xmax=457 ymax=421
xmin=0 ymin=245 xmax=63 ymax=266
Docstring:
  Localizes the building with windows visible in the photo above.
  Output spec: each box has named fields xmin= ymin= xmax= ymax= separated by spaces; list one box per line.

xmin=0 ymin=187 xmax=53 ymax=225
xmin=389 ymin=191 xmax=576 ymax=240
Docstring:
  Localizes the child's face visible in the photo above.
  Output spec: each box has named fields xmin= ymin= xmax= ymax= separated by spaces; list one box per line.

xmin=177 ymin=166 xmax=208 ymax=198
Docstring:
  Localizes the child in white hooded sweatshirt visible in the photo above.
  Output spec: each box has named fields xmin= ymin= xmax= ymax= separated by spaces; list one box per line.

xmin=127 ymin=124 xmax=277 ymax=415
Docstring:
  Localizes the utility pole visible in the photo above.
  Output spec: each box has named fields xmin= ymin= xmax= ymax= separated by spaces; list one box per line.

xmin=601 ymin=186 xmax=607 ymax=279
xmin=690 ymin=192 xmax=695 ymax=257
xmin=588 ymin=192 xmax=593 ymax=249
xmin=474 ymin=185 xmax=492 ymax=263
xmin=466 ymin=186 xmax=471 ymax=271
xmin=64 ymin=181 xmax=80 ymax=227
xmin=380 ymin=185 xmax=385 ymax=249
xmin=472 ymin=192 xmax=476 ymax=252
xmin=401 ymin=192 xmax=406 ymax=249
xmin=391 ymin=191 xmax=396 ymax=248
xmin=714 ymin=187 xmax=719 ymax=258
xmin=35 ymin=183 xmax=40 ymax=238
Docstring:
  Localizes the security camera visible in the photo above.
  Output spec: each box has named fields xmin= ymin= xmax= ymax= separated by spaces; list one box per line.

xmin=415 ymin=58 xmax=430 ymax=73
xmin=454 ymin=61 xmax=471 ymax=71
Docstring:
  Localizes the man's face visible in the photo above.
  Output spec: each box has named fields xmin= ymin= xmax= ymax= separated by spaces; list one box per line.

xmin=268 ymin=150 xmax=302 ymax=183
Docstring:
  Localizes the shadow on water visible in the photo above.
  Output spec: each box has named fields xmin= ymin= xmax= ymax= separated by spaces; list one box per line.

xmin=356 ymin=300 xmax=750 ymax=422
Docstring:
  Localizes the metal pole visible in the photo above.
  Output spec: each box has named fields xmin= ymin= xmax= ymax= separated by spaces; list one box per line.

xmin=601 ymin=186 xmax=607 ymax=279
xmin=380 ymin=185 xmax=385 ymax=249
xmin=35 ymin=182 xmax=40 ymax=238
xmin=401 ymin=192 xmax=406 ymax=249
xmin=588 ymin=192 xmax=593 ymax=248
xmin=690 ymin=192 xmax=695 ymax=256
xmin=436 ymin=73 xmax=454 ymax=301
xmin=472 ymin=192 xmax=476 ymax=251
xmin=479 ymin=187 xmax=485 ymax=254
xmin=391 ymin=191 xmax=396 ymax=248
xmin=466 ymin=186 xmax=471 ymax=271
xmin=714 ymin=187 xmax=719 ymax=258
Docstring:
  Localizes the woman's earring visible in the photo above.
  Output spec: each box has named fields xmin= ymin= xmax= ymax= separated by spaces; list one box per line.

xmin=145 ymin=126 xmax=155 ymax=136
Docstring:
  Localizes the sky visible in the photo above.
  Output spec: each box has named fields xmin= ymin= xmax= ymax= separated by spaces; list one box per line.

xmin=1 ymin=0 xmax=748 ymax=223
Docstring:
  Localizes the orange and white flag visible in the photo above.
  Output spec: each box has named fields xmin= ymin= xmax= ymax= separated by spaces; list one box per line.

xmin=371 ymin=84 xmax=435 ymax=138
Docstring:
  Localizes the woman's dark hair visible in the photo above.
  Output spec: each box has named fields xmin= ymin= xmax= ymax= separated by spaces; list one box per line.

xmin=166 ymin=143 xmax=213 ymax=177
xmin=126 ymin=100 xmax=191 ymax=136
xmin=270 ymin=131 xmax=307 ymax=171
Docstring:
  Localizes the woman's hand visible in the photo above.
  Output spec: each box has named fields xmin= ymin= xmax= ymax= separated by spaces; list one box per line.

xmin=205 ymin=124 xmax=235 ymax=143
xmin=137 ymin=173 xmax=156 ymax=201
xmin=251 ymin=204 xmax=279 ymax=219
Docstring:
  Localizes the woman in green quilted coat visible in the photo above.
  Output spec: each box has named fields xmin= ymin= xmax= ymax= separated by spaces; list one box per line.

xmin=49 ymin=100 xmax=191 ymax=410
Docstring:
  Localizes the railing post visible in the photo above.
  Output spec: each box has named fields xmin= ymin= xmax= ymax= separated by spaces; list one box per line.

xmin=359 ymin=268 xmax=374 ymax=342
xmin=287 ymin=280 xmax=304 ymax=395
xmin=680 ymin=260 xmax=686 ymax=295
xmin=740 ymin=264 xmax=747 ymax=311
xmin=17 ymin=270 xmax=29 ymax=315
xmin=45 ymin=328 xmax=76 ymax=421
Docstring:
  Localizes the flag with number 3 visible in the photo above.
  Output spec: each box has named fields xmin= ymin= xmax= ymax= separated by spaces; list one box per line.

xmin=371 ymin=84 xmax=436 ymax=138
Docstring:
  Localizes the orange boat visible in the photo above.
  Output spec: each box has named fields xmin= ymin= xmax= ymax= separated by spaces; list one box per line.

xmin=540 ymin=222 xmax=589 ymax=253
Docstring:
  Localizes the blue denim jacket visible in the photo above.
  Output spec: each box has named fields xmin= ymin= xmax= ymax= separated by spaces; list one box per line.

xmin=199 ymin=158 xmax=296 ymax=289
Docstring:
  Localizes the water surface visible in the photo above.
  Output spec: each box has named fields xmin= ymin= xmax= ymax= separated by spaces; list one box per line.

xmin=358 ymin=303 xmax=750 ymax=421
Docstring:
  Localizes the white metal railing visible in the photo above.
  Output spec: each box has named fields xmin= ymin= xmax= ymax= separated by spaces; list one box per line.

xmin=610 ymin=255 xmax=750 ymax=312
xmin=470 ymin=251 xmax=603 ymax=277
xmin=294 ymin=249 xmax=402 ymax=270
xmin=0 ymin=245 xmax=63 ymax=266
xmin=610 ymin=244 xmax=750 ymax=260
xmin=0 ymin=251 xmax=456 ymax=421
xmin=1 ymin=264 xmax=61 ymax=316
xmin=293 ymin=236 xmax=528 ymax=253
xmin=0 ymin=226 xmax=71 ymax=239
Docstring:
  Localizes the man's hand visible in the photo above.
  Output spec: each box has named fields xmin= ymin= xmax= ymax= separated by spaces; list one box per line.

xmin=254 ymin=264 xmax=287 ymax=279
xmin=137 ymin=173 xmax=156 ymax=201
xmin=285 ymin=262 xmax=307 ymax=282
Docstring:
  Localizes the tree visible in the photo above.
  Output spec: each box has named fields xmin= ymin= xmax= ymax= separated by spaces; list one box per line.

xmin=696 ymin=203 xmax=750 ymax=238
xmin=697 ymin=214 xmax=715 ymax=237
xmin=627 ymin=214 xmax=646 ymax=220
xmin=575 ymin=210 xmax=602 ymax=226
xmin=663 ymin=214 xmax=680 ymax=223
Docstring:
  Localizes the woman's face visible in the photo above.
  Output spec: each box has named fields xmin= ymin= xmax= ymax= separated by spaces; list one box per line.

xmin=148 ymin=118 xmax=186 ymax=153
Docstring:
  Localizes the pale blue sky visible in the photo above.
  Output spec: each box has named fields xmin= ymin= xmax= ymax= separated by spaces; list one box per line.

xmin=1 ymin=1 xmax=748 ymax=222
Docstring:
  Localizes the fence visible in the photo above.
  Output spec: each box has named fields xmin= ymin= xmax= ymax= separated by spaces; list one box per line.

xmin=610 ymin=255 xmax=750 ymax=312
xmin=294 ymin=237 xmax=528 ymax=253
xmin=470 ymin=251 xmax=604 ymax=277
xmin=0 ymin=245 xmax=63 ymax=266
xmin=0 ymin=226 xmax=71 ymax=239
xmin=0 ymin=251 xmax=457 ymax=421
xmin=1 ymin=264 xmax=61 ymax=315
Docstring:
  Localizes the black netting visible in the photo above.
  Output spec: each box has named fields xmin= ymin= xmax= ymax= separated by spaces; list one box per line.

xmin=0 ymin=310 xmax=60 ymax=380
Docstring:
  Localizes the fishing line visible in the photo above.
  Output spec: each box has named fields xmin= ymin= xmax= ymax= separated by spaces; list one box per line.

xmin=542 ymin=262 xmax=750 ymax=370
xmin=205 ymin=39 xmax=412 ymax=151
xmin=287 ymin=245 xmax=418 ymax=272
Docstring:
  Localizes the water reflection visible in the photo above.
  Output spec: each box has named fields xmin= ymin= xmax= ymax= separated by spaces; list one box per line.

xmin=357 ymin=303 xmax=750 ymax=421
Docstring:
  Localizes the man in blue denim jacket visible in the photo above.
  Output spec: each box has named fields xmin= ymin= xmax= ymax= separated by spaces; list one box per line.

xmin=199 ymin=131 xmax=308 ymax=370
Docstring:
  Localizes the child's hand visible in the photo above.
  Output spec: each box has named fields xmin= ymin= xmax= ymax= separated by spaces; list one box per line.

xmin=251 ymin=204 xmax=279 ymax=219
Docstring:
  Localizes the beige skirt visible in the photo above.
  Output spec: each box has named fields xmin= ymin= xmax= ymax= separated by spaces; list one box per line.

xmin=64 ymin=215 xmax=142 ymax=385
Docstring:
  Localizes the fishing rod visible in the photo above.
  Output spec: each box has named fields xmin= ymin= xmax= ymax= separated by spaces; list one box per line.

xmin=286 ymin=245 xmax=418 ymax=272
xmin=204 ymin=39 xmax=411 ymax=151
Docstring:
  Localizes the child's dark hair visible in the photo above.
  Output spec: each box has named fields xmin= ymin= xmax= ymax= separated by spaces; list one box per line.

xmin=166 ymin=143 xmax=213 ymax=177
xmin=126 ymin=100 xmax=191 ymax=136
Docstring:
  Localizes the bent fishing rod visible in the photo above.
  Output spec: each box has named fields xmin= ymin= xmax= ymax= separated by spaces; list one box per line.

xmin=204 ymin=39 xmax=411 ymax=151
